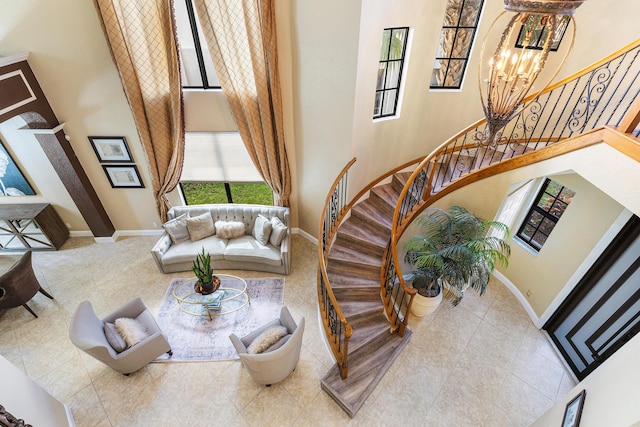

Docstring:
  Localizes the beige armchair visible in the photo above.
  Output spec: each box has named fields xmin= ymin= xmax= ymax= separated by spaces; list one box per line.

xmin=69 ymin=297 xmax=172 ymax=375
xmin=229 ymin=306 xmax=304 ymax=386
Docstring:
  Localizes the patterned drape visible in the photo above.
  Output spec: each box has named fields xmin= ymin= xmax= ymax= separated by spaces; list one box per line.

xmin=194 ymin=0 xmax=292 ymax=207
xmin=94 ymin=0 xmax=185 ymax=222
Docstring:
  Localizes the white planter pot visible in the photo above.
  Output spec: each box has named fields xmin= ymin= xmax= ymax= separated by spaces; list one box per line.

xmin=410 ymin=291 xmax=442 ymax=317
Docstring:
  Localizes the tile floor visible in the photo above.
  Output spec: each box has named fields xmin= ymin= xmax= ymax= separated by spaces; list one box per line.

xmin=0 ymin=234 xmax=574 ymax=426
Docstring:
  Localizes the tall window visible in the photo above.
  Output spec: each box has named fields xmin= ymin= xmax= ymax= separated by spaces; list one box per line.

xmin=517 ymin=178 xmax=575 ymax=251
xmin=180 ymin=133 xmax=273 ymax=206
xmin=515 ymin=15 xmax=570 ymax=51
xmin=430 ymin=0 xmax=484 ymax=90
xmin=373 ymin=27 xmax=409 ymax=119
xmin=174 ymin=0 xmax=221 ymax=89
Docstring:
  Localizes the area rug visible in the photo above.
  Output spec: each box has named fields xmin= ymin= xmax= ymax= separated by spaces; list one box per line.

xmin=153 ymin=277 xmax=284 ymax=362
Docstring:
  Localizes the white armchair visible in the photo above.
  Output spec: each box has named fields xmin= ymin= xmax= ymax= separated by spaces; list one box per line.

xmin=229 ymin=306 xmax=304 ymax=386
xmin=69 ymin=297 xmax=172 ymax=375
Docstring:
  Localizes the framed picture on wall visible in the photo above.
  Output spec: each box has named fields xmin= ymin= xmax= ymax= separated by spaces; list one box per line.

xmin=102 ymin=165 xmax=144 ymax=188
xmin=0 ymin=139 xmax=36 ymax=196
xmin=89 ymin=136 xmax=133 ymax=163
xmin=562 ymin=390 xmax=586 ymax=427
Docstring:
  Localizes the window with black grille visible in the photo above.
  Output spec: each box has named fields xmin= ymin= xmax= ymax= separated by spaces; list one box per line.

xmin=374 ymin=27 xmax=409 ymax=119
xmin=430 ymin=0 xmax=484 ymax=90
xmin=515 ymin=14 xmax=570 ymax=51
xmin=517 ymin=178 xmax=575 ymax=251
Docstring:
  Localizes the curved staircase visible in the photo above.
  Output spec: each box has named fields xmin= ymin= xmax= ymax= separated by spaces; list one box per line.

xmin=321 ymin=172 xmax=413 ymax=417
xmin=317 ymin=39 xmax=640 ymax=418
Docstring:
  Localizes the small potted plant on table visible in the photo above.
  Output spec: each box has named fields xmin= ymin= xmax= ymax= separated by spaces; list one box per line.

xmin=192 ymin=247 xmax=220 ymax=295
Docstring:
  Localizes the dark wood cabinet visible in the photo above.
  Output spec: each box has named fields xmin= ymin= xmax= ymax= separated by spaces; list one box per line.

xmin=0 ymin=203 xmax=69 ymax=250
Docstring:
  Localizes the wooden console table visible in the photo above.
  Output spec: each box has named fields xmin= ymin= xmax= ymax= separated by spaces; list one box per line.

xmin=0 ymin=203 xmax=69 ymax=251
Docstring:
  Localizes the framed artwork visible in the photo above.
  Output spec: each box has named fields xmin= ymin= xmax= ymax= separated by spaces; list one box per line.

xmin=89 ymin=136 xmax=133 ymax=163
xmin=562 ymin=390 xmax=586 ymax=427
xmin=0 ymin=139 xmax=35 ymax=196
xmin=102 ymin=165 xmax=144 ymax=188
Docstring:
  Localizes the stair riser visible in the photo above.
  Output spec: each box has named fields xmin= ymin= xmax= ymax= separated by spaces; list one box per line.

xmin=351 ymin=208 xmax=391 ymax=234
xmin=332 ymin=287 xmax=380 ymax=302
xmin=391 ymin=173 xmax=410 ymax=194
xmin=334 ymin=233 xmax=386 ymax=258
xmin=327 ymin=260 xmax=380 ymax=280
xmin=369 ymin=191 xmax=396 ymax=216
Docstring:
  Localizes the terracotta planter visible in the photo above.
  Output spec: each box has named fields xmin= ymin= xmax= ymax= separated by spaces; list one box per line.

xmin=410 ymin=291 xmax=442 ymax=317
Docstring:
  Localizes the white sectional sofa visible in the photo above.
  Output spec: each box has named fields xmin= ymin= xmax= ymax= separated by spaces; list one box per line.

xmin=151 ymin=204 xmax=290 ymax=275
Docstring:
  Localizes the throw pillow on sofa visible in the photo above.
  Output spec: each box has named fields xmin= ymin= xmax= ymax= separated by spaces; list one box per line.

xmin=269 ymin=216 xmax=288 ymax=247
xmin=215 ymin=221 xmax=245 ymax=239
xmin=187 ymin=212 xmax=216 ymax=241
xmin=252 ymin=214 xmax=273 ymax=246
xmin=163 ymin=214 xmax=190 ymax=244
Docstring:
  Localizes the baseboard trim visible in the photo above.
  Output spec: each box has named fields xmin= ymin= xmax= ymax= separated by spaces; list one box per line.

xmin=493 ymin=270 xmax=542 ymax=328
xmin=293 ymin=227 xmax=317 ymax=245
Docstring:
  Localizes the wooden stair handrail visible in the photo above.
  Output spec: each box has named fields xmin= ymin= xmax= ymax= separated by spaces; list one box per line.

xmin=383 ymin=37 xmax=640 ymax=333
xmin=317 ymin=155 xmax=425 ymax=378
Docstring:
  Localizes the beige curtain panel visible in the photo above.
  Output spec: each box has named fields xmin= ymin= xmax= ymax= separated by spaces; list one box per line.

xmin=94 ymin=0 xmax=185 ymax=222
xmin=194 ymin=0 xmax=292 ymax=207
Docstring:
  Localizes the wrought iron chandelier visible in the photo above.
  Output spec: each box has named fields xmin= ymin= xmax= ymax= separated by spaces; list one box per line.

xmin=478 ymin=0 xmax=586 ymax=146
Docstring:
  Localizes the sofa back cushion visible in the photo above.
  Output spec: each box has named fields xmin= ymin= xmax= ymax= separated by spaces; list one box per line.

xmin=163 ymin=214 xmax=190 ymax=244
xmin=186 ymin=212 xmax=215 ymax=241
xmin=168 ymin=204 xmax=290 ymax=238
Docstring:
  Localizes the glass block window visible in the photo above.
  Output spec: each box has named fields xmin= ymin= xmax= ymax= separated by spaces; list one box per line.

xmin=517 ymin=178 xmax=575 ymax=251
xmin=430 ymin=0 xmax=484 ymax=90
xmin=515 ymin=14 xmax=570 ymax=51
xmin=374 ymin=27 xmax=409 ymax=119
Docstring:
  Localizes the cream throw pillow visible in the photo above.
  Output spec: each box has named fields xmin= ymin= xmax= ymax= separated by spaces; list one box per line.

xmin=252 ymin=214 xmax=272 ymax=246
xmin=246 ymin=325 xmax=289 ymax=354
xmin=269 ymin=216 xmax=288 ymax=247
xmin=215 ymin=221 xmax=245 ymax=239
xmin=163 ymin=214 xmax=190 ymax=244
xmin=187 ymin=212 xmax=215 ymax=241
xmin=114 ymin=317 xmax=149 ymax=348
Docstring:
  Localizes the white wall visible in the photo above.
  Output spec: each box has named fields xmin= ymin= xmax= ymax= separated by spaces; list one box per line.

xmin=0 ymin=355 xmax=73 ymax=426
xmin=0 ymin=0 xmax=167 ymax=232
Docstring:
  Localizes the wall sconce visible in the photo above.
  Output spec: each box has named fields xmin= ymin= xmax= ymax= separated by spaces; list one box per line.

xmin=478 ymin=0 xmax=585 ymax=146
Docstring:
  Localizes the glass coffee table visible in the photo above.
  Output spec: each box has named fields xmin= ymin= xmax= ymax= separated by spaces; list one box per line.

xmin=172 ymin=274 xmax=250 ymax=320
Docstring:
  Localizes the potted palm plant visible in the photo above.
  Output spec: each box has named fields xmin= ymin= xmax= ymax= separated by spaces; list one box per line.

xmin=403 ymin=205 xmax=510 ymax=316
xmin=192 ymin=247 xmax=220 ymax=295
